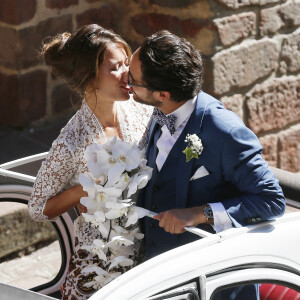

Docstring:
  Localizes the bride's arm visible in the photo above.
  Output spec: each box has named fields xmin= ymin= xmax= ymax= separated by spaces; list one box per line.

xmin=42 ymin=184 xmax=87 ymax=219
xmin=28 ymin=139 xmax=86 ymax=221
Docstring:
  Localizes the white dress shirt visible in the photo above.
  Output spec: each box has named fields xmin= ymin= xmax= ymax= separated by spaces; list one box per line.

xmin=155 ymin=97 xmax=232 ymax=233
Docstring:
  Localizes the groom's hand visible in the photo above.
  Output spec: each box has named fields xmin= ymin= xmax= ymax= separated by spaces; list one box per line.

xmin=153 ymin=206 xmax=206 ymax=234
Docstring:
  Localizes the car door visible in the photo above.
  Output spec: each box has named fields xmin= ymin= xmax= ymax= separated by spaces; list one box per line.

xmin=0 ymin=154 xmax=76 ymax=299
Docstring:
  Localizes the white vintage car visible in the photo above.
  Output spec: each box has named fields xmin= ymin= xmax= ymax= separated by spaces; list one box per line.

xmin=0 ymin=153 xmax=299 ymax=300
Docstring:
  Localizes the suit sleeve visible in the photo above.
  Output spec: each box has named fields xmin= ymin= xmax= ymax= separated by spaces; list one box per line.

xmin=220 ymin=125 xmax=285 ymax=227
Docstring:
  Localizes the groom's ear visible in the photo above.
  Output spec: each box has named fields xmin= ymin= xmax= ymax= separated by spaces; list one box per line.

xmin=153 ymin=91 xmax=171 ymax=103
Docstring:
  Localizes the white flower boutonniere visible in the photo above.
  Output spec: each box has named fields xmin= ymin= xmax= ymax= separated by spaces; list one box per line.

xmin=183 ymin=134 xmax=203 ymax=162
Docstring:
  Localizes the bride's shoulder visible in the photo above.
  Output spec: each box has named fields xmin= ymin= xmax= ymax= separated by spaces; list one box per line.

xmin=52 ymin=106 xmax=90 ymax=151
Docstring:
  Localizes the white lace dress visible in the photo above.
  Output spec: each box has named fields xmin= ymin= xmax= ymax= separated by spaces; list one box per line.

xmin=28 ymin=98 xmax=153 ymax=300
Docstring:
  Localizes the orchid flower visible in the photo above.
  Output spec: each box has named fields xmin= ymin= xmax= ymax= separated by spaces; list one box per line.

xmin=111 ymin=140 xmax=141 ymax=172
xmin=125 ymin=206 xmax=150 ymax=227
xmin=109 ymin=224 xmax=129 ymax=240
xmin=104 ymin=236 xmax=134 ymax=250
xmin=124 ymin=227 xmax=144 ymax=241
xmin=82 ymin=212 xmax=110 ymax=239
xmin=105 ymin=199 xmax=132 ymax=219
xmin=127 ymin=168 xmax=152 ymax=197
xmin=108 ymin=256 xmax=134 ymax=271
xmin=80 ymin=184 xmax=122 ymax=213
xmin=112 ymin=246 xmax=135 ymax=258
xmin=82 ymin=264 xmax=121 ymax=289
xmin=79 ymin=173 xmax=97 ymax=199
xmin=81 ymin=239 xmax=107 ymax=261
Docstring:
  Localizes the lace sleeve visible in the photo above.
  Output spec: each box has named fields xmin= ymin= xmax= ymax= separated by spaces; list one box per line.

xmin=28 ymin=138 xmax=76 ymax=222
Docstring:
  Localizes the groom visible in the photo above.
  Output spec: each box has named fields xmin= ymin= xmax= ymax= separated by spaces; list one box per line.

xmin=129 ymin=31 xmax=285 ymax=260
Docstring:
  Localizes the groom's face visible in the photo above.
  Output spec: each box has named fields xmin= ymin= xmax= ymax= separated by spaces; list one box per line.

xmin=129 ymin=49 xmax=162 ymax=107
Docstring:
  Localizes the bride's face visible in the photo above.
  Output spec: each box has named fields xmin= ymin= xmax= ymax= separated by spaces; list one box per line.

xmin=95 ymin=44 xmax=131 ymax=102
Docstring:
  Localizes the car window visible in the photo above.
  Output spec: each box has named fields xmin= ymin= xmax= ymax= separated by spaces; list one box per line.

xmin=0 ymin=201 xmax=62 ymax=290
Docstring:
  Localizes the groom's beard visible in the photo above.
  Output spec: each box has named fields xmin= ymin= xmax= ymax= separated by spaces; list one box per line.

xmin=131 ymin=90 xmax=162 ymax=108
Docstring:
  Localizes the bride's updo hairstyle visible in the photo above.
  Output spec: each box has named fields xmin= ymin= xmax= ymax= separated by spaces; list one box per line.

xmin=41 ymin=24 xmax=131 ymax=96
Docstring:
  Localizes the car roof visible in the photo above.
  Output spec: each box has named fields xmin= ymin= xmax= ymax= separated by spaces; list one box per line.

xmin=91 ymin=212 xmax=300 ymax=300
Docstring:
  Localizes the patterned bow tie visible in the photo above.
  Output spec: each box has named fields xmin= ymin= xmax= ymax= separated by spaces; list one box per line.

xmin=153 ymin=107 xmax=177 ymax=135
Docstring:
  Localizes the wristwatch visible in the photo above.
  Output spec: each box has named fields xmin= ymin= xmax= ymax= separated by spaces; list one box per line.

xmin=203 ymin=204 xmax=214 ymax=225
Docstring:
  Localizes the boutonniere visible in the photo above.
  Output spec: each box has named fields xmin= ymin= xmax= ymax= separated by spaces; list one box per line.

xmin=183 ymin=134 xmax=203 ymax=162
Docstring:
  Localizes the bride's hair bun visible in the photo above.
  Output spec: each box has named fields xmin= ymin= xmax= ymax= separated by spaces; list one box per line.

xmin=41 ymin=32 xmax=71 ymax=78
xmin=40 ymin=24 xmax=131 ymax=96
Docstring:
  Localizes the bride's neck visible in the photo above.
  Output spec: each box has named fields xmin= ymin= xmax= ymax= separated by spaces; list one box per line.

xmin=85 ymin=94 xmax=117 ymax=128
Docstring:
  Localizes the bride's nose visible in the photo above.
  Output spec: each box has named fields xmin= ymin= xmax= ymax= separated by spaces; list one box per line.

xmin=121 ymin=65 xmax=129 ymax=82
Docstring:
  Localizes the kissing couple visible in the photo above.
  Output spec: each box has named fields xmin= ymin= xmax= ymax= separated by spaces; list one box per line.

xmin=29 ymin=24 xmax=285 ymax=300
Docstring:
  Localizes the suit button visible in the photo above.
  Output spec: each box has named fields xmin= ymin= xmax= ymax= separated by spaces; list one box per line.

xmin=153 ymin=185 xmax=159 ymax=192
xmin=152 ymin=204 xmax=157 ymax=210
xmin=150 ymin=241 xmax=155 ymax=247
xmin=246 ymin=217 xmax=253 ymax=224
xmin=149 ymin=222 xmax=154 ymax=228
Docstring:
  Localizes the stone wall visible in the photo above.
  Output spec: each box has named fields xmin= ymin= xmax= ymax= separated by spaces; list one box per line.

xmin=0 ymin=207 xmax=56 ymax=259
xmin=0 ymin=0 xmax=299 ymax=172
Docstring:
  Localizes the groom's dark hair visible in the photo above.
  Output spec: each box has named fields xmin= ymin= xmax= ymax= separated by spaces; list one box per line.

xmin=139 ymin=30 xmax=203 ymax=103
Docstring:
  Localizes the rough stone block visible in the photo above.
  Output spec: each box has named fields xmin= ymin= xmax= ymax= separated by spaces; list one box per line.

xmin=220 ymin=94 xmax=244 ymax=120
xmin=280 ymin=30 xmax=300 ymax=74
xmin=52 ymin=84 xmax=80 ymax=113
xmin=0 ymin=208 xmax=57 ymax=259
xmin=278 ymin=125 xmax=300 ymax=172
xmin=131 ymin=13 xmax=210 ymax=38
xmin=0 ymin=26 xmax=18 ymax=69
xmin=0 ymin=70 xmax=47 ymax=127
xmin=0 ymin=73 xmax=18 ymax=125
xmin=260 ymin=2 xmax=300 ymax=36
xmin=280 ymin=2 xmax=300 ymax=26
xmin=45 ymin=0 xmax=78 ymax=9
xmin=216 ymin=0 xmax=286 ymax=9
xmin=214 ymin=12 xmax=256 ymax=46
xmin=246 ymin=76 xmax=300 ymax=135
xmin=259 ymin=134 xmax=278 ymax=167
xmin=260 ymin=6 xmax=284 ymax=35
xmin=213 ymin=40 xmax=279 ymax=95
xmin=149 ymin=0 xmax=198 ymax=7
xmin=76 ymin=6 xmax=119 ymax=33
xmin=0 ymin=0 xmax=36 ymax=25
xmin=19 ymin=15 xmax=73 ymax=69
xmin=131 ymin=13 xmax=215 ymax=54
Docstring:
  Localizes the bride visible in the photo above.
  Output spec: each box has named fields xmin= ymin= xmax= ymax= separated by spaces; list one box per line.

xmin=28 ymin=24 xmax=152 ymax=299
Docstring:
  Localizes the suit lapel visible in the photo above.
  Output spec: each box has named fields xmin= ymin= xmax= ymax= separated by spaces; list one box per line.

xmin=146 ymin=122 xmax=160 ymax=172
xmin=137 ymin=120 xmax=159 ymax=207
xmin=146 ymin=120 xmax=158 ymax=160
xmin=175 ymin=92 xmax=212 ymax=209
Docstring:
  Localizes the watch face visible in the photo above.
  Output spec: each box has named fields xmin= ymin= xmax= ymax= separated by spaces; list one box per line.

xmin=204 ymin=206 xmax=214 ymax=219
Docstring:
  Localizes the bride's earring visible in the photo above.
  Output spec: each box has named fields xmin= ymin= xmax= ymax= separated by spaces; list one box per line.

xmin=84 ymin=88 xmax=98 ymax=95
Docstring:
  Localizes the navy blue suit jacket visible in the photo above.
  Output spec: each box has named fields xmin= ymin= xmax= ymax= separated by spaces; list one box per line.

xmin=141 ymin=91 xmax=285 ymax=229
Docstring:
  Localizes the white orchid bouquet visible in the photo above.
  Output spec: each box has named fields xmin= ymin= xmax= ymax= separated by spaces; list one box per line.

xmin=78 ymin=136 xmax=152 ymax=289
